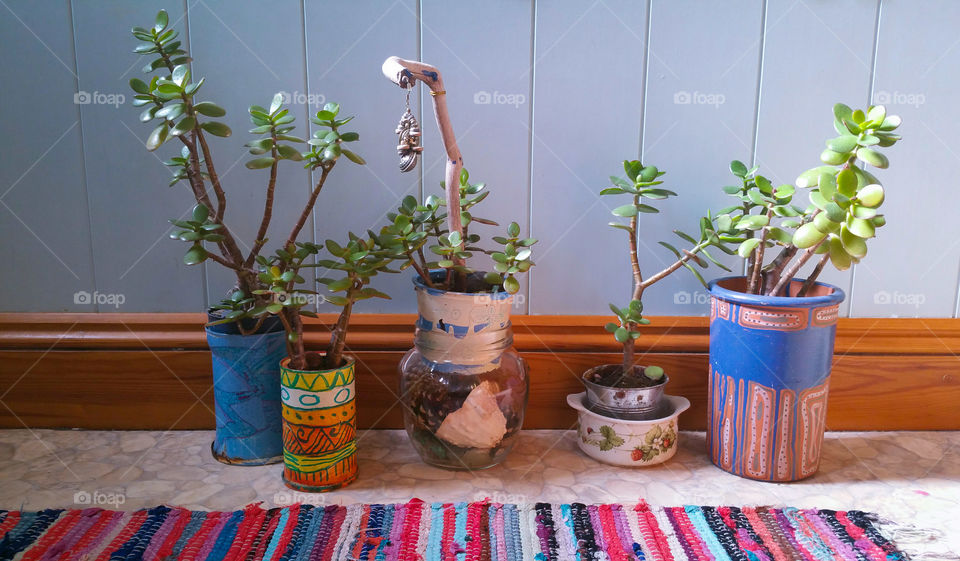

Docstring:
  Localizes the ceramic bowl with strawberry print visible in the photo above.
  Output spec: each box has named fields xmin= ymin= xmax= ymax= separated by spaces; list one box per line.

xmin=566 ymin=392 xmax=690 ymax=467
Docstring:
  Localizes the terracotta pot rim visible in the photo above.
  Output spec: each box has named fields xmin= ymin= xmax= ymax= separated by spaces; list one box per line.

xmin=708 ymin=275 xmax=845 ymax=308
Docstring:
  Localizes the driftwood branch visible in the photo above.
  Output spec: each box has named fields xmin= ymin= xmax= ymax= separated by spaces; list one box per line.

xmin=382 ymin=56 xmax=465 ymax=285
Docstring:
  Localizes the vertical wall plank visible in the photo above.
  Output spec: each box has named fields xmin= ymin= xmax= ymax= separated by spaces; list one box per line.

xmin=754 ymin=0 xmax=879 ymax=316
xmin=529 ymin=0 xmax=649 ymax=314
xmin=303 ymin=0 xmax=420 ymax=313
xmin=187 ymin=0 xmax=313 ymax=306
xmin=420 ymin=0 xmax=534 ymax=312
xmin=638 ymin=0 xmax=763 ymax=315
xmin=0 ymin=1 xmax=94 ymax=311
xmin=73 ymin=1 xmax=205 ymax=312
xmin=850 ymin=1 xmax=960 ymax=317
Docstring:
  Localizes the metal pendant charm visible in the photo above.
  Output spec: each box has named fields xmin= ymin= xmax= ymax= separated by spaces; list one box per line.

xmin=395 ymin=107 xmax=423 ymax=173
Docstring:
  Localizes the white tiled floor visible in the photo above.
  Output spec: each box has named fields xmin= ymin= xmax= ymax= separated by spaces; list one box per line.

xmin=1 ymin=429 xmax=957 ymax=552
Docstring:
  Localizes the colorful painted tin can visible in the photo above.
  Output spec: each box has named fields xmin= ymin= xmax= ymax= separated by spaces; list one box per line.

xmin=206 ymin=319 xmax=286 ymax=466
xmin=280 ymin=357 xmax=358 ymax=492
xmin=707 ymin=276 xmax=844 ymax=482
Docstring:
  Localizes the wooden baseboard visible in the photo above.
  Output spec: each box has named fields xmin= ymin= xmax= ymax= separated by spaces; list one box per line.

xmin=1 ymin=313 xmax=958 ymax=430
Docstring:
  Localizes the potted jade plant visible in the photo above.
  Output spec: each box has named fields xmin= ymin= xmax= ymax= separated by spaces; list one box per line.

xmin=584 ymin=160 xmax=731 ymax=419
xmin=252 ymin=230 xmax=393 ymax=492
xmin=569 ymin=161 xmax=729 ymax=466
xmin=706 ymin=103 xmax=901 ymax=482
xmin=128 ymin=10 xmax=365 ymax=466
xmin=378 ymin=57 xmax=536 ymax=470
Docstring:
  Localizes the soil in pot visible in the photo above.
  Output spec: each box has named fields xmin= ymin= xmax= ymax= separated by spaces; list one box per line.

xmin=585 ymin=364 xmax=664 ymax=389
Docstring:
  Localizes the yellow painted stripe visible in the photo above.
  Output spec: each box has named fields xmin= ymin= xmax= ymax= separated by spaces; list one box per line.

xmin=283 ymin=441 xmax=357 ymax=473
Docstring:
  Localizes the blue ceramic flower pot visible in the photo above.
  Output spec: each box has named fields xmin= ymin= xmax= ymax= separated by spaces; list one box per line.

xmin=206 ymin=316 xmax=286 ymax=465
xmin=707 ymin=276 xmax=844 ymax=482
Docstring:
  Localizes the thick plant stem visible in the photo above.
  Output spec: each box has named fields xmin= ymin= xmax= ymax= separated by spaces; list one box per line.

xmin=762 ymin=245 xmax=798 ymax=293
xmin=159 ymin=46 xmax=252 ymax=295
xmin=623 ymin=214 xmax=643 ymax=375
xmin=747 ymin=209 xmax=774 ymax=294
xmin=326 ymin=297 xmax=354 ymax=370
xmin=245 ymin=132 xmax=280 ymax=269
xmin=289 ymin=311 xmax=307 ymax=369
xmin=276 ymin=309 xmax=297 ymax=364
xmin=286 ymin=166 xmax=331 ymax=248
xmin=415 ymin=247 xmax=435 ymax=287
xmin=622 ymin=338 xmax=635 ymax=375
xmin=178 ymin=132 xmax=254 ymax=295
xmin=768 ymin=240 xmax=825 ymax=296
xmin=195 ymin=129 xmax=227 ymax=220
xmin=628 ymin=210 xmax=643 ymax=302
xmin=407 ymin=246 xmax=435 ymax=289
xmin=798 ymin=253 xmax=830 ymax=297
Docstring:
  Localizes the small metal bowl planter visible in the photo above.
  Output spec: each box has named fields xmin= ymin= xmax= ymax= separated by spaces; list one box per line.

xmin=567 ymin=392 xmax=689 ymax=467
xmin=581 ymin=364 xmax=668 ymax=420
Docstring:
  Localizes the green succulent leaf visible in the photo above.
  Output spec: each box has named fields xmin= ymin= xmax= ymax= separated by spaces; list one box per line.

xmin=200 ymin=121 xmax=232 ymax=137
xmin=729 ymin=160 xmax=748 ymax=178
xmin=194 ymin=101 xmax=226 ymax=117
xmin=612 ymin=204 xmax=638 ymax=218
xmin=738 ymin=237 xmax=761 ymax=258
xmin=856 ymin=147 xmax=888 ymax=169
xmin=246 ymin=157 xmax=275 ymax=170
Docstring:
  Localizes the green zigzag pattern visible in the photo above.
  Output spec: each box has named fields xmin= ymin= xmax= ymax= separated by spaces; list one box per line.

xmin=283 ymin=441 xmax=357 ymax=474
xmin=281 ymin=368 xmax=355 ymax=391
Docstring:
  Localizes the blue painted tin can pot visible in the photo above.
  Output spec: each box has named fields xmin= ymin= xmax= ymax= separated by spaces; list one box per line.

xmin=205 ymin=315 xmax=287 ymax=465
xmin=707 ymin=276 xmax=844 ymax=482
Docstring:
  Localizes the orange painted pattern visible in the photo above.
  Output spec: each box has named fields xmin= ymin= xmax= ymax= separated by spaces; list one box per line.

xmin=737 ymin=306 xmax=809 ymax=331
xmin=709 ymin=370 xmax=830 ymax=482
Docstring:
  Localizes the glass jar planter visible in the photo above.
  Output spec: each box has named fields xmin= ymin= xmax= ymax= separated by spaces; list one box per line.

xmin=399 ymin=275 xmax=529 ymax=470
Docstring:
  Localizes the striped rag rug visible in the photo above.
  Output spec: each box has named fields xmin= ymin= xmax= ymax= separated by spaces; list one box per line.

xmin=0 ymin=500 xmax=907 ymax=560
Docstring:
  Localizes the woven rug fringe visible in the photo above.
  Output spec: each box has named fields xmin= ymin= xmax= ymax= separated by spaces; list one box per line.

xmin=870 ymin=514 xmax=956 ymax=561
xmin=0 ymin=502 xmax=913 ymax=560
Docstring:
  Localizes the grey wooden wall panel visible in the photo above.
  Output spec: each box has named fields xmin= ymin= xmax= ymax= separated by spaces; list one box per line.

xmin=753 ymin=0 xmax=880 ymax=317
xmin=73 ymin=1 xmax=205 ymax=312
xmin=4 ymin=0 xmax=960 ymax=317
xmin=849 ymin=1 xmax=960 ymax=317
xmin=187 ymin=0 xmax=314 ymax=307
xmin=528 ymin=0 xmax=650 ymax=315
xmin=303 ymin=0 xmax=420 ymax=313
xmin=420 ymin=0 xmax=534 ymax=313
xmin=0 ymin=0 xmax=94 ymax=311
xmin=637 ymin=0 xmax=763 ymax=316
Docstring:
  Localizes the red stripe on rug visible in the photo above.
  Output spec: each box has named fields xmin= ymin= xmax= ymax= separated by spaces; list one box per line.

xmin=397 ymin=498 xmax=424 ymax=561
